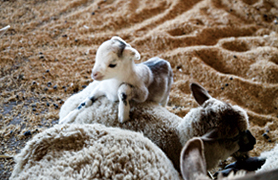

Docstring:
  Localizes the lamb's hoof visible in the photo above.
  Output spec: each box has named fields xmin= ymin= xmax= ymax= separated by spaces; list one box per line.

xmin=118 ymin=115 xmax=129 ymax=123
xmin=118 ymin=112 xmax=130 ymax=123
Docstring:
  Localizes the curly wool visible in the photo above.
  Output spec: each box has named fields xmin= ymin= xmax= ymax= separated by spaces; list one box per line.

xmin=11 ymin=124 xmax=181 ymax=180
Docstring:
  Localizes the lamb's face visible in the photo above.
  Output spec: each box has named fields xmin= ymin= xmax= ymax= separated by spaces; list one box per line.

xmin=91 ymin=36 xmax=140 ymax=81
xmin=91 ymin=40 xmax=125 ymax=81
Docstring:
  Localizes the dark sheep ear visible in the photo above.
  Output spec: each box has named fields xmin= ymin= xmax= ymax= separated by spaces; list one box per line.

xmin=190 ymin=83 xmax=212 ymax=106
xmin=180 ymin=137 xmax=207 ymax=180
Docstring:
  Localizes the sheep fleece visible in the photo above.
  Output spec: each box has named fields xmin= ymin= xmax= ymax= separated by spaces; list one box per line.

xmin=10 ymin=124 xmax=181 ymax=180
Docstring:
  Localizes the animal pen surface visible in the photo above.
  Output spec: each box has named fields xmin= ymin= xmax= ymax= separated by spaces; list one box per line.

xmin=1 ymin=0 xmax=278 ymax=179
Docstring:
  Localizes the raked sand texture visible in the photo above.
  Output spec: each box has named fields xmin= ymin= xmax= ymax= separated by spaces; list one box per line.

xmin=1 ymin=0 xmax=278 ymax=179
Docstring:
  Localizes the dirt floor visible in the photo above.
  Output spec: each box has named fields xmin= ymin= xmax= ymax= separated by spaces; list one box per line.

xmin=1 ymin=0 xmax=278 ymax=179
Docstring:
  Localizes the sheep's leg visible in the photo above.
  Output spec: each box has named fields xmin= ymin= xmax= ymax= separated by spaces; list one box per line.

xmin=117 ymin=84 xmax=134 ymax=123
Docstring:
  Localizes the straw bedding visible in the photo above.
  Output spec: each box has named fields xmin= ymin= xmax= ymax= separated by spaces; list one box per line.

xmin=1 ymin=0 xmax=278 ymax=179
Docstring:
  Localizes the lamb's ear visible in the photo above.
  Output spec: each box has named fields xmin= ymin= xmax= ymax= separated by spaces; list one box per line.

xmin=111 ymin=36 xmax=128 ymax=44
xmin=190 ymin=83 xmax=212 ymax=106
xmin=201 ymin=128 xmax=219 ymax=142
xmin=123 ymin=46 xmax=140 ymax=61
xmin=111 ymin=36 xmax=140 ymax=60
xmin=180 ymin=137 xmax=207 ymax=180
xmin=110 ymin=36 xmax=127 ymax=58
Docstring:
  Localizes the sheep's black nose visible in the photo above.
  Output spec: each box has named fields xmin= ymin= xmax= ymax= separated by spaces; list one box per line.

xmin=238 ymin=130 xmax=256 ymax=152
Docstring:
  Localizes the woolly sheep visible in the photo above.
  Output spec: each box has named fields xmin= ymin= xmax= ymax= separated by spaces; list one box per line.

xmin=0 ymin=25 xmax=10 ymax=38
xmin=11 ymin=123 xmax=181 ymax=180
xmin=59 ymin=82 xmax=256 ymax=171
xmin=180 ymin=137 xmax=278 ymax=180
xmin=60 ymin=36 xmax=173 ymax=124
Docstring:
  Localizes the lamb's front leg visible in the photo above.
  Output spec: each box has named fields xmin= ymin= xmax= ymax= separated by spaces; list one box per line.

xmin=117 ymin=84 xmax=148 ymax=123
xmin=117 ymin=84 xmax=135 ymax=123
xmin=59 ymin=88 xmax=105 ymax=124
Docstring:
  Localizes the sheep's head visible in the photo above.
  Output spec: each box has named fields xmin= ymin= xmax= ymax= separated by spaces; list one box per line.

xmin=183 ymin=83 xmax=256 ymax=169
xmin=91 ymin=36 xmax=140 ymax=81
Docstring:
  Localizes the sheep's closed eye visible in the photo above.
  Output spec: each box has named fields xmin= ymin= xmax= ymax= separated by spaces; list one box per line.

xmin=108 ymin=64 xmax=117 ymax=68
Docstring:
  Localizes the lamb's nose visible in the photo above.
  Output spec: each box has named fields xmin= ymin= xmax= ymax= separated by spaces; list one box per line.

xmin=92 ymin=72 xmax=98 ymax=79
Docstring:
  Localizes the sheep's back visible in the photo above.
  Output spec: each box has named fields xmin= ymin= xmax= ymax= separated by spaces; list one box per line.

xmin=11 ymin=124 xmax=181 ymax=180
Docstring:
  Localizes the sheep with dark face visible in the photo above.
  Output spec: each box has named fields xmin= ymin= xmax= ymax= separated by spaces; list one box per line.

xmin=60 ymin=36 xmax=173 ymax=124
xmin=59 ymin=82 xmax=256 ymax=172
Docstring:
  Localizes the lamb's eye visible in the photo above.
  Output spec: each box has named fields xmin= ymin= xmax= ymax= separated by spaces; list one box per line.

xmin=108 ymin=64 xmax=117 ymax=68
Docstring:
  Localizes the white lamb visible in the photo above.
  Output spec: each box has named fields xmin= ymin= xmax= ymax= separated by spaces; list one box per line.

xmin=59 ymin=82 xmax=256 ymax=172
xmin=180 ymin=137 xmax=278 ymax=180
xmin=11 ymin=123 xmax=182 ymax=180
xmin=60 ymin=36 xmax=173 ymax=124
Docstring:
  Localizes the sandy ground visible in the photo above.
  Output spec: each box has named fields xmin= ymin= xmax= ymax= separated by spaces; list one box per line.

xmin=1 ymin=0 xmax=278 ymax=179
